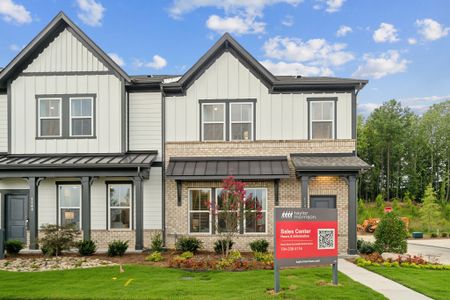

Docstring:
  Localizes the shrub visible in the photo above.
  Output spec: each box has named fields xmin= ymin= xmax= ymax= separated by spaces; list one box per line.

xmin=249 ymin=239 xmax=269 ymax=253
xmin=76 ymin=240 xmax=97 ymax=256
xmin=254 ymin=252 xmax=274 ymax=264
xmin=107 ymin=240 xmax=128 ymax=257
xmin=441 ymin=232 xmax=448 ymax=238
xmin=375 ymin=194 xmax=384 ymax=209
xmin=39 ymin=224 xmax=79 ymax=256
xmin=145 ymin=251 xmax=163 ymax=262
xmin=214 ymin=239 xmax=234 ymax=254
xmin=150 ymin=233 xmax=164 ymax=252
xmin=5 ymin=240 xmax=24 ymax=255
xmin=374 ymin=212 xmax=408 ymax=254
xmin=180 ymin=251 xmax=194 ymax=259
xmin=358 ymin=240 xmax=377 ymax=254
xmin=431 ymin=232 xmax=438 ymax=238
xmin=175 ymin=236 xmax=203 ymax=253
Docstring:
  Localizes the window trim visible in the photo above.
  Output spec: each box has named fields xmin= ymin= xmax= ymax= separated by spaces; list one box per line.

xmin=38 ymin=97 xmax=62 ymax=138
xmin=69 ymin=96 xmax=94 ymax=137
xmin=229 ymin=102 xmax=254 ymax=141
xmin=307 ymin=97 xmax=337 ymax=140
xmin=243 ymin=188 xmax=267 ymax=234
xmin=107 ymin=183 xmax=133 ymax=231
xmin=188 ymin=188 xmax=212 ymax=235
xmin=57 ymin=183 xmax=82 ymax=230
xmin=201 ymin=103 xmax=226 ymax=141
xmin=215 ymin=187 xmax=240 ymax=233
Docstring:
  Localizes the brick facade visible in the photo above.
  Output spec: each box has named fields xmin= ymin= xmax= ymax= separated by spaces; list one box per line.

xmin=165 ymin=140 xmax=354 ymax=254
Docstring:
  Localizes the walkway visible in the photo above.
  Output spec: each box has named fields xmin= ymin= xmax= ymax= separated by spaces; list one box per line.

xmin=338 ymin=258 xmax=432 ymax=300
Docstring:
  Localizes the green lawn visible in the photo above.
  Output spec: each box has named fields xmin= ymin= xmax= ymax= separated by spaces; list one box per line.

xmin=0 ymin=265 xmax=386 ymax=300
xmin=366 ymin=266 xmax=450 ymax=300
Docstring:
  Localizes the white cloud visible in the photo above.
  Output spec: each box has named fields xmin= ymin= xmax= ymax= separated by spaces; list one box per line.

xmin=407 ymin=38 xmax=417 ymax=45
xmin=206 ymin=14 xmax=264 ymax=35
xmin=373 ymin=23 xmax=399 ymax=43
xmin=9 ymin=43 xmax=22 ymax=51
xmin=0 ymin=0 xmax=32 ymax=24
xmin=260 ymin=60 xmax=333 ymax=76
xmin=336 ymin=25 xmax=352 ymax=37
xmin=76 ymin=0 xmax=105 ymax=27
xmin=314 ymin=0 xmax=345 ymax=13
xmin=134 ymin=55 xmax=167 ymax=70
xmin=353 ymin=50 xmax=409 ymax=79
xmin=416 ymin=18 xmax=449 ymax=41
xmin=281 ymin=15 xmax=294 ymax=27
xmin=108 ymin=53 xmax=125 ymax=67
xmin=263 ymin=36 xmax=354 ymax=67
xmin=358 ymin=103 xmax=381 ymax=115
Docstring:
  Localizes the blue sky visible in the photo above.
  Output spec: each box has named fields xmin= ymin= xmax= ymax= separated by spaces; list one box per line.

xmin=0 ymin=0 xmax=449 ymax=115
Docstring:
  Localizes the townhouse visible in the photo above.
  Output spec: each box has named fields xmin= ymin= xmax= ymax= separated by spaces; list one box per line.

xmin=0 ymin=12 xmax=369 ymax=256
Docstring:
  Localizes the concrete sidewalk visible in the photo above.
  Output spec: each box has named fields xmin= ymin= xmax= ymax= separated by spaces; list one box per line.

xmin=338 ymin=259 xmax=432 ymax=300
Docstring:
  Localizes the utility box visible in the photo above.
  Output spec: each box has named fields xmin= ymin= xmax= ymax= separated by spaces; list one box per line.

xmin=412 ymin=232 xmax=423 ymax=239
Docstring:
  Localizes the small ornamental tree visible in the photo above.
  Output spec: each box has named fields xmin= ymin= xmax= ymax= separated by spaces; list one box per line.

xmin=420 ymin=183 xmax=441 ymax=233
xmin=208 ymin=176 xmax=262 ymax=257
xmin=374 ymin=212 xmax=408 ymax=254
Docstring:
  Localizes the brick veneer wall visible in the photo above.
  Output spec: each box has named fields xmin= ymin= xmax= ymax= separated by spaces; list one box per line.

xmin=165 ymin=140 xmax=354 ymax=254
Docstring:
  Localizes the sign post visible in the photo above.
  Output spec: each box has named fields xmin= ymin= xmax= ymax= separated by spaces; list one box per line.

xmin=274 ymin=208 xmax=338 ymax=292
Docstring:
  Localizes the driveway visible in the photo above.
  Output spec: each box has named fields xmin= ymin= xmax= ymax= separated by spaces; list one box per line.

xmin=358 ymin=235 xmax=450 ymax=264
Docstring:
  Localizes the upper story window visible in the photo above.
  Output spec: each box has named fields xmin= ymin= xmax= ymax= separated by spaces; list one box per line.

xmin=201 ymin=100 xmax=255 ymax=141
xmin=309 ymin=99 xmax=336 ymax=139
xmin=39 ymin=98 xmax=62 ymax=137
xmin=36 ymin=94 xmax=95 ymax=139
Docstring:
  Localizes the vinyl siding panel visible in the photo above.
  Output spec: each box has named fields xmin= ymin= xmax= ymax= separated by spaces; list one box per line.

xmin=143 ymin=167 xmax=162 ymax=230
xmin=165 ymin=52 xmax=353 ymax=141
xmin=128 ymin=92 xmax=162 ymax=160
xmin=0 ymin=94 xmax=7 ymax=152
xmin=38 ymin=179 xmax=57 ymax=227
xmin=91 ymin=178 xmax=107 ymax=230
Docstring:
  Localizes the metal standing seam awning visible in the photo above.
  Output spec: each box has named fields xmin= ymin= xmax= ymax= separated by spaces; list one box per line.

xmin=290 ymin=153 xmax=370 ymax=176
xmin=166 ymin=156 xmax=290 ymax=180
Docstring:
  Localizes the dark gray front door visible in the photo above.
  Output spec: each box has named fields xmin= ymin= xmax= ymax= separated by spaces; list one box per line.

xmin=5 ymin=194 xmax=28 ymax=243
xmin=310 ymin=195 xmax=336 ymax=208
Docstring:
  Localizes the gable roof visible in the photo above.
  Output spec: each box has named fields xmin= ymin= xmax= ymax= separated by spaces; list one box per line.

xmin=163 ymin=33 xmax=368 ymax=94
xmin=0 ymin=12 xmax=130 ymax=87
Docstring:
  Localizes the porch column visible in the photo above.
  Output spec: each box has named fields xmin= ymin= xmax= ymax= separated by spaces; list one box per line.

xmin=348 ymin=175 xmax=357 ymax=254
xmin=301 ymin=176 xmax=309 ymax=208
xmin=134 ymin=177 xmax=144 ymax=250
xmin=81 ymin=177 xmax=91 ymax=241
xmin=28 ymin=177 xmax=39 ymax=249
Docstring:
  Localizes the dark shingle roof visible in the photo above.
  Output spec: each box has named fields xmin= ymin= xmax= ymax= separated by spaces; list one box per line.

xmin=290 ymin=153 xmax=370 ymax=172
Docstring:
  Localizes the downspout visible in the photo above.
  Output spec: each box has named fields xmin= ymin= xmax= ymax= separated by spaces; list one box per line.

xmin=160 ymin=83 xmax=166 ymax=247
xmin=354 ymin=82 xmax=363 ymax=156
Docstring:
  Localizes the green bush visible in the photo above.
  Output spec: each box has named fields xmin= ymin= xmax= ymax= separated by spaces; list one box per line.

xmin=175 ymin=236 xmax=203 ymax=253
xmin=145 ymin=251 xmax=163 ymax=262
xmin=249 ymin=239 xmax=269 ymax=253
xmin=375 ymin=194 xmax=384 ymax=209
xmin=76 ymin=240 xmax=97 ymax=256
xmin=213 ymin=239 xmax=234 ymax=254
xmin=107 ymin=240 xmax=128 ymax=257
xmin=357 ymin=240 xmax=376 ymax=254
xmin=431 ymin=232 xmax=438 ymax=238
xmin=150 ymin=233 xmax=164 ymax=252
xmin=441 ymin=232 xmax=448 ymax=238
xmin=254 ymin=252 xmax=274 ymax=264
xmin=39 ymin=224 xmax=79 ymax=256
xmin=5 ymin=240 xmax=24 ymax=255
xmin=374 ymin=212 xmax=408 ymax=254
xmin=180 ymin=251 xmax=194 ymax=259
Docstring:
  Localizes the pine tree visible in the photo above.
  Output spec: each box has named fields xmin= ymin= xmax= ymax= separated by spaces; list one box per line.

xmin=420 ymin=184 xmax=441 ymax=233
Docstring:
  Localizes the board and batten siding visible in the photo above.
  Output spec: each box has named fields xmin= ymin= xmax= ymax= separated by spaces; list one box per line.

xmin=10 ymin=74 xmax=123 ymax=154
xmin=24 ymin=29 xmax=107 ymax=73
xmin=165 ymin=51 xmax=353 ymax=141
xmin=143 ymin=167 xmax=162 ymax=230
xmin=128 ymin=92 xmax=162 ymax=160
xmin=0 ymin=94 xmax=7 ymax=152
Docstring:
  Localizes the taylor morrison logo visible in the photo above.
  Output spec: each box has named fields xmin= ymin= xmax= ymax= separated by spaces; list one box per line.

xmin=281 ymin=211 xmax=294 ymax=219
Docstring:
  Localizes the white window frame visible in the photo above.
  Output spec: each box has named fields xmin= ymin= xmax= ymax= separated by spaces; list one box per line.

xmin=108 ymin=183 xmax=133 ymax=231
xmin=69 ymin=97 xmax=94 ymax=137
xmin=229 ymin=102 xmax=254 ymax=141
xmin=188 ymin=188 xmax=212 ymax=234
xmin=201 ymin=103 xmax=226 ymax=141
xmin=243 ymin=188 xmax=267 ymax=234
xmin=309 ymin=100 xmax=335 ymax=140
xmin=58 ymin=184 xmax=82 ymax=230
xmin=38 ymin=97 xmax=62 ymax=137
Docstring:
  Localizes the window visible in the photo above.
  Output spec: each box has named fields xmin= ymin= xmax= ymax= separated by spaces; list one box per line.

xmin=230 ymin=103 xmax=253 ymax=141
xmin=244 ymin=188 xmax=267 ymax=233
xmin=70 ymin=97 xmax=93 ymax=136
xmin=310 ymin=101 xmax=335 ymax=139
xmin=202 ymin=103 xmax=225 ymax=141
xmin=189 ymin=189 xmax=211 ymax=233
xmin=216 ymin=188 xmax=239 ymax=233
xmin=108 ymin=184 xmax=132 ymax=230
xmin=58 ymin=184 xmax=81 ymax=229
xmin=39 ymin=98 xmax=61 ymax=137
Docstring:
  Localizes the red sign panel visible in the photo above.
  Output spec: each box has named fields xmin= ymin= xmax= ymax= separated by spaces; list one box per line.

xmin=274 ymin=208 xmax=338 ymax=267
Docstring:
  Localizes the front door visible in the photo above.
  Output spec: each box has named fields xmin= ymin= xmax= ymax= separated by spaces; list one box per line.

xmin=310 ymin=195 xmax=336 ymax=208
xmin=5 ymin=194 xmax=28 ymax=243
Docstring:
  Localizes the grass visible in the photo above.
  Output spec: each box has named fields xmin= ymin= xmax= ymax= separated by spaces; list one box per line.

xmin=366 ymin=266 xmax=450 ymax=300
xmin=0 ymin=265 xmax=386 ymax=300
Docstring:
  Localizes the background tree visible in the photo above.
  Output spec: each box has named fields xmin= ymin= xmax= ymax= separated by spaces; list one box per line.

xmin=420 ymin=184 xmax=441 ymax=232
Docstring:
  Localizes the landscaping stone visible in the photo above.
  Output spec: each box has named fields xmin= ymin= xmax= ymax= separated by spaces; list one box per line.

xmin=0 ymin=257 xmax=116 ymax=272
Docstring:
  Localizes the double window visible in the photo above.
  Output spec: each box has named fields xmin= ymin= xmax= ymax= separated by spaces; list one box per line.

xmin=108 ymin=184 xmax=132 ymax=230
xmin=37 ymin=95 xmax=95 ymax=138
xmin=188 ymin=189 xmax=211 ymax=233
xmin=201 ymin=101 xmax=254 ymax=141
xmin=309 ymin=99 xmax=336 ymax=139
xmin=58 ymin=184 xmax=81 ymax=230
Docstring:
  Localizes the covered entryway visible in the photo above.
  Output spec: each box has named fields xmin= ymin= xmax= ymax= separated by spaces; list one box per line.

xmin=5 ymin=194 xmax=28 ymax=243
